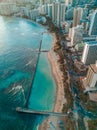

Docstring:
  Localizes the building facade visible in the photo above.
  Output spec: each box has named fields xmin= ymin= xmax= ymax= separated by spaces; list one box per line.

xmin=86 ymin=63 xmax=97 ymax=88
xmin=70 ymin=25 xmax=83 ymax=46
xmin=89 ymin=10 xmax=97 ymax=36
xmin=48 ymin=3 xmax=52 ymax=18
xmin=73 ymin=7 xmax=83 ymax=27
xmin=82 ymin=41 xmax=97 ymax=65
xmin=51 ymin=2 xmax=65 ymax=27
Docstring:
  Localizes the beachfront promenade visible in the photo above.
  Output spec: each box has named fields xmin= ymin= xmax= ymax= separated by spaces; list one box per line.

xmin=16 ymin=107 xmax=67 ymax=117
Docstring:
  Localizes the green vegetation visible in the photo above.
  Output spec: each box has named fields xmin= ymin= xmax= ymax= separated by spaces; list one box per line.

xmin=44 ymin=16 xmax=60 ymax=34
xmin=78 ymin=118 xmax=86 ymax=130
xmin=53 ymin=32 xmax=74 ymax=114
xmin=76 ymin=81 xmax=89 ymax=103
xmin=88 ymin=119 xmax=97 ymax=130
xmin=64 ymin=116 xmax=76 ymax=130
xmin=85 ymin=101 xmax=97 ymax=114
xmin=76 ymin=81 xmax=97 ymax=115
xmin=53 ymin=41 xmax=61 ymax=52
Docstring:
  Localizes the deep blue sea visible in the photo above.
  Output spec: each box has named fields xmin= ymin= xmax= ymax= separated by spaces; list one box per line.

xmin=0 ymin=16 xmax=56 ymax=130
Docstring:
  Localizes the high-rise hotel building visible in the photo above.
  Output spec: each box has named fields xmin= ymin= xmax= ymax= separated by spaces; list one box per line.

xmin=48 ymin=3 xmax=52 ymax=18
xmin=73 ymin=7 xmax=83 ymax=27
xmin=86 ymin=62 xmax=97 ymax=88
xmin=81 ymin=41 xmax=97 ymax=65
xmin=52 ymin=1 xmax=65 ymax=27
xmin=65 ymin=0 xmax=72 ymax=5
xmin=89 ymin=10 xmax=97 ymax=36
xmin=52 ymin=2 xmax=59 ymax=25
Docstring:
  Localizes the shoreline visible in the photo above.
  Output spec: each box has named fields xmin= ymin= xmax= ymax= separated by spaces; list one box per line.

xmin=48 ymin=33 xmax=65 ymax=112
xmin=39 ymin=33 xmax=66 ymax=130
xmin=12 ymin=16 xmax=48 ymax=30
xmin=48 ymin=51 xmax=65 ymax=112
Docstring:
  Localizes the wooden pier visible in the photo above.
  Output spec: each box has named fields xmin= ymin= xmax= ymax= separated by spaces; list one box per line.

xmin=16 ymin=107 xmax=67 ymax=117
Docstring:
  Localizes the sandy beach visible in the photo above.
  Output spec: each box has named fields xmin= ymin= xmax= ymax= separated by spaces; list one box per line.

xmin=39 ymin=33 xmax=66 ymax=130
xmin=49 ymin=33 xmax=66 ymax=112
xmin=48 ymin=50 xmax=65 ymax=112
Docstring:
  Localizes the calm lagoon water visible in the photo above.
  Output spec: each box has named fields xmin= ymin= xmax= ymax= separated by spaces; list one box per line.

xmin=0 ymin=16 xmax=56 ymax=130
xmin=29 ymin=53 xmax=56 ymax=111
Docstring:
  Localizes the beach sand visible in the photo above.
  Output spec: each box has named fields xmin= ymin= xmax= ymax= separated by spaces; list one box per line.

xmin=48 ymin=50 xmax=65 ymax=112
xmin=39 ymin=33 xmax=66 ymax=130
xmin=48 ymin=33 xmax=65 ymax=112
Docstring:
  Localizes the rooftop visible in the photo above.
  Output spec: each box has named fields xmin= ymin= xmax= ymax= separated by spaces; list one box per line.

xmin=90 ymin=64 xmax=97 ymax=73
xmin=89 ymin=92 xmax=97 ymax=102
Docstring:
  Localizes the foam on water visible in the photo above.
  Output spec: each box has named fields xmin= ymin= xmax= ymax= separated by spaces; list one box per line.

xmin=14 ymin=85 xmax=23 ymax=90
xmin=25 ymin=60 xmax=33 ymax=66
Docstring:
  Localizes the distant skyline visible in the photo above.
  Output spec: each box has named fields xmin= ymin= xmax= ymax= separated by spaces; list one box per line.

xmin=0 ymin=0 xmax=97 ymax=5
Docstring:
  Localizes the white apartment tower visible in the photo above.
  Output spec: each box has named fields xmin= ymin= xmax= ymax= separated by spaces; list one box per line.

xmin=82 ymin=41 xmax=97 ymax=65
xmin=52 ymin=2 xmax=59 ymax=24
xmin=70 ymin=25 xmax=83 ymax=46
xmin=55 ymin=2 xmax=59 ymax=25
xmin=65 ymin=0 xmax=72 ymax=5
xmin=73 ymin=7 xmax=83 ymax=27
xmin=60 ymin=4 xmax=66 ymax=22
xmin=89 ymin=10 xmax=97 ymax=36
xmin=48 ymin=4 xmax=52 ymax=18
xmin=52 ymin=2 xmax=55 ymax=22
xmin=52 ymin=2 xmax=65 ymax=27
xmin=86 ymin=62 xmax=97 ymax=88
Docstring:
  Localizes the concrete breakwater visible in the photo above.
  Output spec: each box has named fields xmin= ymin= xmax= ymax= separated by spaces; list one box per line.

xmin=25 ymin=39 xmax=42 ymax=108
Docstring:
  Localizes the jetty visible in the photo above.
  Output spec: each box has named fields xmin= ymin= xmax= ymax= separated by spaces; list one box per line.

xmin=16 ymin=107 xmax=67 ymax=117
xmin=25 ymin=34 xmax=50 ymax=108
xmin=17 ymin=33 xmax=60 ymax=117
xmin=25 ymin=39 xmax=42 ymax=108
xmin=30 ymin=50 xmax=49 ymax=53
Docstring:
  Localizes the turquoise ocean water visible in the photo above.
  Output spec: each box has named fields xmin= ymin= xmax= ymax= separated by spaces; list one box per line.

xmin=0 ymin=16 xmax=56 ymax=130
